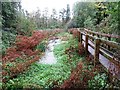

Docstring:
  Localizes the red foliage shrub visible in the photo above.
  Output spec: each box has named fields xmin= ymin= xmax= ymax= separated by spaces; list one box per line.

xmin=2 ymin=55 xmax=40 ymax=83
xmin=16 ymin=31 xmax=45 ymax=50
xmin=60 ymin=61 xmax=95 ymax=88
xmin=60 ymin=62 xmax=83 ymax=88
xmin=78 ymin=42 xmax=85 ymax=55
xmin=86 ymin=54 xmax=94 ymax=62
xmin=2 ymin=29 xmax=63 ymax=82
xmin=68 ymin=28 xmax=80 ymax=39
xmin=2 ymin=30 xmax=46 ymax=82
xmin=72 ymin=28 xmax=79 ymax=38
xmin=2 ymin=47 xmax=21 ymax=63
xmin=2 ymin=31 xmax=45 ymax=63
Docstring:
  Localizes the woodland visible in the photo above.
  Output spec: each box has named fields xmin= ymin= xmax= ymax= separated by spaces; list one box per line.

xmin=1 ymin=1 xmax=120 ymax=89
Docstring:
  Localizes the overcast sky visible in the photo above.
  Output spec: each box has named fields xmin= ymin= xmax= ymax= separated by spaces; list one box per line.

xmin=21 ymin=0 xmax=79 ymax=15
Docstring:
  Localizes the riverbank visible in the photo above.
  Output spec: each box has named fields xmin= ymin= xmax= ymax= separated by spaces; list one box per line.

xmin=2 ymin=32 xmax=84 ymax=89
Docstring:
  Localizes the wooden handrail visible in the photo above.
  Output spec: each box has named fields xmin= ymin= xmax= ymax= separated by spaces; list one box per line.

xmin=88 ymin=34 xmax=96 ymax=40
xmin=100 ymin=39 xmax=120 ymax=49
xmin=69 ymin=28 xmax=120 ymax=60
xmin=69 ymin=28 xmax=120 ymax=80
xmin=84 ymin=28 xmax=120 ymax=39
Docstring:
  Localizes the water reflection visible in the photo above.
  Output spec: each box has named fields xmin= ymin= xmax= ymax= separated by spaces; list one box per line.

xmin=39 ymin=38 xmax=61 ymax=64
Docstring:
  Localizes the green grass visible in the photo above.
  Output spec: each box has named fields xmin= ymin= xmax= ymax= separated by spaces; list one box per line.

xmin=56 ymin=32 xmax=72 ymax=37
xmin=3 ymin=32 xmax=84 ymax=89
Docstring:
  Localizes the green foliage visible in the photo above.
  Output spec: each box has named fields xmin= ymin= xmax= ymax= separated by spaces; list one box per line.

xmin=72 ymin=2 xmax=120 ymax=43
xmin=1 ymin=2 xmax=37 ymax=56
xmin=73 ymin=2 xmax=95 ymax=28
xmin=2 ymin=31 xmax=16 ymax=46
xmin=36 ymin=41 xmax=46 ymax=52
xmin=15 ymin=58 xmax=26 ymax=63
xmin=31 ymin=7 xmax=63 ymax=29
xmin=6 ymin=62 xmax=14 ymax=67
xmin=2 ymin=2 xmax=20 ymax=29
xmin=1 ymin=31 xmax=16 ymax=55
xmin=84 ymin=16 xmax=95 ymax=30
xmin=88 ymin=73 xmax=108 ymax=89
xmin=2 ymin=79 xmax=23 ymax=90
xmin=16 ymin=13 xmax=37 ymax=36
xmin=3 ymin=32 xmax=84 ymax=89
xmin=0 ymin=82 xmax=2 ymax=90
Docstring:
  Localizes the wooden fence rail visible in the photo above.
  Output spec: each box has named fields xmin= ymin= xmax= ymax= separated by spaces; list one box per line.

xmin=84 ymin=28 xmax=120 ymax=51
xmin=72 ymin=28 xmax=120 ymax=79
xmin=79 ymin=28 xmax=120 ymax=65
xmin=84 ymin=28 xmax=120 ymax=39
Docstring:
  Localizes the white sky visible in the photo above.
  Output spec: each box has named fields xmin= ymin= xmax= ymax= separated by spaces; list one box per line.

xmin=21 ymin=0 xmax=79 ymax=15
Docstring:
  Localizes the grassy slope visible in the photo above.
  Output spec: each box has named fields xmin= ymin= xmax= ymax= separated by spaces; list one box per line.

xmin=3 ymin=32 xmax=84 ymax=89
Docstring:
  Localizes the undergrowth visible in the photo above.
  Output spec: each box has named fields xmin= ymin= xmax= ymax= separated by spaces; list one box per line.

xmin=2 ymin=32 xmax=84 ymax=89
xmin=2 ymin=32 xmax=119 ymax=89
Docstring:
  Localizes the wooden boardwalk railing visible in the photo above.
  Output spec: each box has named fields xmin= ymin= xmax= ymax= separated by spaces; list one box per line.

xmin=70 ymin=28 xmax=120 ymax=80
xmin=84 ymin=28 xmax=120 ymax=51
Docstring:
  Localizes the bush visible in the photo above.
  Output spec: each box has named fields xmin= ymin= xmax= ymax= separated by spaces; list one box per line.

xmin=2 ymin=30 xmax=46 ymax=82
xmin=2 ymin=30 xmax=16 ymax=55
xmin=88 ymin=73 xmax=108 ymax=89
xmin=36 ymin=42 xmax=46 ymax=52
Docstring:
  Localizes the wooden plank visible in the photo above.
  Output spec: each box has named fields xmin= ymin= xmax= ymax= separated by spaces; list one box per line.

xmin=100 ymin=46 xmax=114 ymax=56
xmin=89 ymin=39 xmax=95 ymax=45
xmin=88 ymin=43 xmax=95 ymax=49
xmin=100 ymin=50 xmax=120 ymax=68
xmin=82 ymin=39 xmax=85 ymax=42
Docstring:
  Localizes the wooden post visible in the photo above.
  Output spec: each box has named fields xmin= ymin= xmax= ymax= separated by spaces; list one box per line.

xmin=78 ymin=30 xmax=82 ymax=43
xmin=80 ymin=32 xmax=82 ymax=43
xmin=92 ymin=33 xmax=94 ymax=41
xmin=85 ymin=34 xmax=88 ymax=56
xmin=94 ymin=38 xmax=100 ymax=66
xmin=108 ymin=37 xmax=111 ymax=50
xmin=78 ymin=31 xmax=80 ymax=42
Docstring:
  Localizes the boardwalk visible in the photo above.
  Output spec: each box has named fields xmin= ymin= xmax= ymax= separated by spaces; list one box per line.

xmin=82 ymin=33 xmax=120 ymax=79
